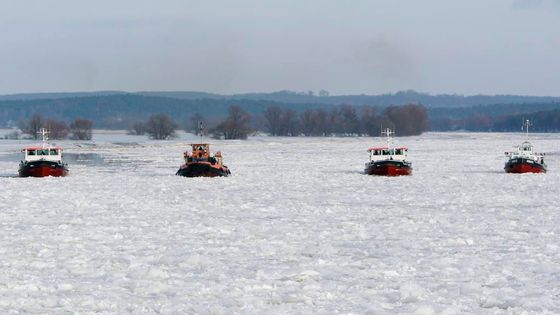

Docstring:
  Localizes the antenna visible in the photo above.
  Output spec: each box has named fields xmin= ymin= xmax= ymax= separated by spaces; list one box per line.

xmin=523 ymin=119 xmax=531 ymax=138
xmin=198 ymin=120 xmax=204 ymax=142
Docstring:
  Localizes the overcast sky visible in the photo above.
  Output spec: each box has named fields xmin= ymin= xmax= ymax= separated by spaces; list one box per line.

xmin=0 ymin=0 xmax=559 ymax=95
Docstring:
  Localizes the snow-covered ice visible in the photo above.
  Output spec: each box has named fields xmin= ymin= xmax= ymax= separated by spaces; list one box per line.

xmin=1 ymin=131 xmax=559 ymax=313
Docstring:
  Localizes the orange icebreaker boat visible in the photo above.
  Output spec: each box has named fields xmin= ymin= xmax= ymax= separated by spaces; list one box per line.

xmin=176 ymin=143 xmax=231 ymax=177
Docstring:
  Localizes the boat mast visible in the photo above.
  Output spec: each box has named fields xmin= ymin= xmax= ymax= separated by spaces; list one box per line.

xmin=38 ymin=128 xmax=49 ymax=149
xmin=198 ymin=120 xmax=204 ymax=142
xmin=382 ymin=128 xmax=394 ymax=151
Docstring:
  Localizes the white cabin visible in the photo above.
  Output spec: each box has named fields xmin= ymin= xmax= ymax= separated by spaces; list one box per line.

xmin=23 ymin=147 xmax=64 ymax=163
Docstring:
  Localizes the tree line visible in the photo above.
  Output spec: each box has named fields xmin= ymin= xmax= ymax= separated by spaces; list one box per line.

xmin=262 ymin=103 xmax=428 ymax=137
xmin=126 ymin=103 xmax=428 ymax=140
xmin=129 ymin=106 xmax=253 ymax=140
xmin=15 ymin=114 xmax=93 ymax=140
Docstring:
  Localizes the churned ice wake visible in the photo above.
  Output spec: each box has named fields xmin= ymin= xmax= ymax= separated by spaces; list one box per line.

xmin=0 ymin=131 xmax=559 ymax=313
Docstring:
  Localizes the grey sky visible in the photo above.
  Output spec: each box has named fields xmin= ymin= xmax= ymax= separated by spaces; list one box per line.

xmin=1 ymin=0 xmax=559 ymax=95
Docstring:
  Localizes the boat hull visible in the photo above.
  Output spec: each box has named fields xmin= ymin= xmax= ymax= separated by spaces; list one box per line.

xmin=19 ymin=161 xmax=69 ymax=177
xmin=176 ymin=162 xmax=230 ymax=177
xmin=365 ymin=160 xmax=412 ymax=176
xmin=505 ymin=158 xmax=546 ymax=174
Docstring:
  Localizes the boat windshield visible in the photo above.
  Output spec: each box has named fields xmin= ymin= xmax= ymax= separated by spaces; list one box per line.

xmin=372 ymin=148 xmax=406 ymax=156
xmin=27 ymin=149 xmax=59 ymax=156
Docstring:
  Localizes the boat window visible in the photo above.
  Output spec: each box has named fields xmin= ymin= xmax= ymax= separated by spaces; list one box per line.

xmin=37 ymin=149 xmax=49 ymax=155
xmin=395 ymin=149 xmax=402 ymax=155
xmin=50 ymin=149 xmax=58 ymax=155
xmin=27 ymin=150 xmax=36 ymax=156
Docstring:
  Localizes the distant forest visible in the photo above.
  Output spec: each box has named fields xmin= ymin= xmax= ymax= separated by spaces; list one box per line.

xmin=1 ymin=90 xmax=560 ymax=134
xmin=3 ymin=89 xmax=560 ymax=107
xmin=430 ymin=102 xmax=560 ymax=132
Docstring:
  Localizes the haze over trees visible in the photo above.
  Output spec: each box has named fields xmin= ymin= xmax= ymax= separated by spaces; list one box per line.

xmin=212 ymin=106 xmax=252 ymax=140
xmin=46 ymin=119 xmax=69 ymax=140
xmin=385 ymin=104 xmax=429 ymax=136
xmin=144 ymin=113 xmax=178 ymax=140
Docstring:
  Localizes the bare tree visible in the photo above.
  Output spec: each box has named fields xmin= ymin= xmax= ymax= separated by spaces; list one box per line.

xmin=145 ymin=113 xmax=177 ymax=140
xmin=328 ymin=107 xmax=341 ymax=135
xmin=263 ymin=106 xmax=300 ymax=136
xmin=46 ymin=119 xmax=69 ymax=139
xmin=338 ymin=105 xmax=361 ymax=135
xmin=263 ymin=106 xmax=283 ymax=136
xmin=212 ymin=105 xmax=252 ymax=140
xmin=70 ymin=118 xmax=94 ymax=140
xmin=299 ymin=108 xmax=330 ymax=136
xmin=361 ymin=106 xmax=381 ymax=136
xmin=280 ymin=109 xmax=299 ymax=136
xmin=299 ymin=109 xmax=316 ymax=136
xmin=19 ymin=114 xmax=44 ymax=139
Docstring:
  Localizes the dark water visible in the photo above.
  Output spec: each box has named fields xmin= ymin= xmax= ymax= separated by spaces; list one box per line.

xmin=0 ymin=152 xmax=105 ymax=165
xmin=63 ymin=153 xmax=105 ymax=165
xmin=0 ymin=153 xmax=21 ymax=162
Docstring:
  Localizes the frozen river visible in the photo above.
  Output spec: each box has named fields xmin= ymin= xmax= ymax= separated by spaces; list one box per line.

xmin=1 ymin=131 xmax=559 ymax=314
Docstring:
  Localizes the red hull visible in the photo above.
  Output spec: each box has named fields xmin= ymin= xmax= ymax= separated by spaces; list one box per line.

xmin=19 ymin=165 xmax=68 ymax=177
xmin=505 ymin=162 xmax=546 ymax=174
xmin=366 ymin=164 xmax=412 ymax=176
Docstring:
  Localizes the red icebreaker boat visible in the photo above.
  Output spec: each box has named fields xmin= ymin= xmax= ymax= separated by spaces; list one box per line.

xmin=504 ymin=120 xmax=546 ymax=174
xmin=19 ymin=128 xmax=69 ymax=177
xmin=365 ymin=128 xmax=412 ymax=176
xmin=176 ymin=143 xmax=231 ymax=177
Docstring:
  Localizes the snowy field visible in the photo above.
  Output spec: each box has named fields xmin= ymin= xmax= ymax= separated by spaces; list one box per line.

xmin=1 ymin=130 xmax=559 ymax=314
